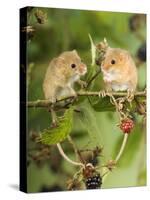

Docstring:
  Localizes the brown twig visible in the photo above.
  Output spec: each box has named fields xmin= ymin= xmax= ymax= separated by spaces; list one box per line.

xmin=86 ymin=69 xmax=101 ymax=88
xmin=27 ymin=91 xmax=146 ymax=108
xmin=67 ymin=136 xmax=86 ymax=164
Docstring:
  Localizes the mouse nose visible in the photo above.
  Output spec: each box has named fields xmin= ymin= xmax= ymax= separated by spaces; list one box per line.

xmin=79 ymin=64 xmax=87 ymax=75
xmin=101 ymin=63 xmax=110 ymax=71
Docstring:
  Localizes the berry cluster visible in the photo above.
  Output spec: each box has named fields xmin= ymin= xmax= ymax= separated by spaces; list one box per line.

xmin=85 ymin=174 xmax=102 ymax=189
xmin=120 ymin=118 xmax=134 ymax=134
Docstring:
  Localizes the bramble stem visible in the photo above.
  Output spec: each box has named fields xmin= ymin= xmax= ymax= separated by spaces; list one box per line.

xmin=67 ymin=136 xmax=85 ymax=164
xmin=102 ymin=133 xmax=129 ymax=183
xmin=115 ymin=133 xmax=128 ymax=163
xmin=56 ymin=143 xmax=85 ymax=168
xmin=86 ymin=70 xmax=101 ymax=88
xmin=27 ymin=91 xmax=146 ymax=108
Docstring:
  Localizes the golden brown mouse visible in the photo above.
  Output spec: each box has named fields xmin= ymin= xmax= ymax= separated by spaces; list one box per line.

xmin=101 ymin=47 xmax=138 ymax=93
xmin=43 ymin=50 xmax=87 ymax=102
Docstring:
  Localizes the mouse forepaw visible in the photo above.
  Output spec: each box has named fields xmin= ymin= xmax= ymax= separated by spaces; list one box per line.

xmin=98 ymin=90 xmax=107 ymax=98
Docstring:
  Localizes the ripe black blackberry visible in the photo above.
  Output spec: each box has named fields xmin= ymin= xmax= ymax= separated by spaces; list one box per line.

xmin=85 ymin=174 xmax=102 ymax=189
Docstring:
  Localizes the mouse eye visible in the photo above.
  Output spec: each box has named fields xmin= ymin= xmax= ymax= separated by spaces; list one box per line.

xmin=111 ymin=59 xmax=116 ymax=65
xmin=71 ymin=63 xmax=76 ymax=68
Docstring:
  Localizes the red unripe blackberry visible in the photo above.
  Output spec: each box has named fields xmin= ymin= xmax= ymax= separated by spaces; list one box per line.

xmin=120 ymin=118 xmax=134 ymax=134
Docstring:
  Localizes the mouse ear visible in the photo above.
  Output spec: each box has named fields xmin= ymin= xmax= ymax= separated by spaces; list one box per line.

xmin=119 ymin=50 xmax=130 ymax=62
xmin=58 ymin=56 xmax=65 ymax=61
xmin=72 ymin=49 xmax=77 ymax=53
xmin=72 ymin=50 xmax=81 ymax=60
xmin=55 ymin=56 xmax=66 ymax=67
xmin=105 ymin=47 xmax=112 ymax=55
xmin=72 ymin=49 xmax=79 ymax=56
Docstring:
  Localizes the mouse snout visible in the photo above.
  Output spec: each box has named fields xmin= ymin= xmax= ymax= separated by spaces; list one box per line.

xmin=78 ymin=63 xmax=87 ymax=75
xmin=101 ymin=62 xmax=110 ymax=71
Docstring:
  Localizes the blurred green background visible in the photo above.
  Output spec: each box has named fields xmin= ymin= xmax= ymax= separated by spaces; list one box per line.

xmin=26 ymin=7 xmax=146 ymax=192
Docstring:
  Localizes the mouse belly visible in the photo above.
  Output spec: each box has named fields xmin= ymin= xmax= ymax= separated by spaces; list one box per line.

xmin=56 ymin=86 xmax=76 ymax=100
xmin=102 ymin=69 xmax=129 ymax=91
xmin=111 ymin=82 xmax=129 ymax=91
xmin=56 ymin=88 xmax=70 ymax=99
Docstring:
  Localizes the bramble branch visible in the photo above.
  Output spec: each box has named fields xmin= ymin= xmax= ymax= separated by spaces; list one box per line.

xmin=27 ymin=91 xmax=146 ymax=108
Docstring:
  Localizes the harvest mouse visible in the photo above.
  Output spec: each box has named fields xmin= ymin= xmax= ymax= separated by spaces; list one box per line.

xmin=43 ymin=50 xmax=87 ymax=103
xmin=101 ymin=47 xmax=138 ymax=95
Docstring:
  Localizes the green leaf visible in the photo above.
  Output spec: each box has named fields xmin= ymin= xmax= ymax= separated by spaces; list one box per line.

xmin=93 ymin=96 xmax=115 ymax=112
xmin=78 ymin=102 xmax=103 ymax=146
xmin=39 ymin=107 xmax=74 ymax=145
xmin=88 ymin=34 xmax=96 ymax=66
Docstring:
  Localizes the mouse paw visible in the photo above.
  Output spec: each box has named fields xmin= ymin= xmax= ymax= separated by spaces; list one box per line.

xmin=51 ymin=121 xmax=58 ymax=128
xmin=98 ymin=90 xmax=107 ymax=98
xmin=78 ymin=80 xmax=87 ymax=89
xmin=69 ymin=91 xmax=78 ymax=103
xmin=71 ymin=91 xmax=77 ymax=98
